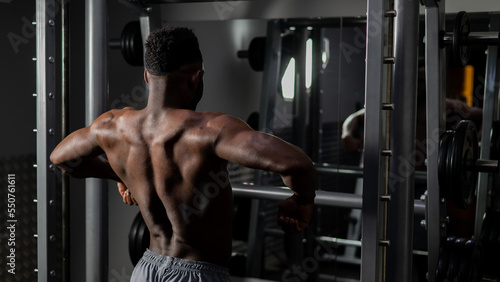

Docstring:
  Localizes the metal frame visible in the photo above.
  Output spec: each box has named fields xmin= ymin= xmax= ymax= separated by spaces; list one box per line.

xmin=422 ymin=1 xmax=447 ymax=281
xmin=386 ymin=0 xmax=420 ymax=280
xmin=36 ymin=0 xmax=60 ymax=281
xmin=85 ymin=1 xmax=108 ymax=281
xmin=361 ymin=0 xmax=389 ymax=280
xmin=475 ymin=13 xmax=500 ymax=237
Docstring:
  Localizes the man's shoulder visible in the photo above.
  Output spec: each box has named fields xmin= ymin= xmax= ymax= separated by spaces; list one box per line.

xmin=192 ymin=112 xmax=252 ymax=136
xmin=198 ymin=111 xmax=245 ymax=127
xmin=90 ymin=107 xmax=140 ymax=134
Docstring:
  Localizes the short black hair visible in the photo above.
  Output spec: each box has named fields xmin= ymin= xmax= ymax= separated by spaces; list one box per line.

xmin=144 ymin=27 xmax=203 ymax=76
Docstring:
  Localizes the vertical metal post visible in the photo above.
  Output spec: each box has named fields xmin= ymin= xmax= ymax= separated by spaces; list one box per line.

xmin=36 ymin=0 xmax=59 ymax=281
xmin=386 ymin=0 xmax=420 ymax=280
xmin=361 ymin=0 xmax=389 ymax=280
xmin=85 ymin=1 xmax=108 ymax=281
xmin=423 ymin=1 xmax=446 ymax=281
xmin=292 ymin=28 xmax=309 ymax=151
xmin=246 ymin=20 xmax=283 ymax=278
xmin=475 ymin=13 xmax=500 ymax=237
xmin=309 ymin=28 xmax=323 ymax=163
xmin=61 ymin=1 xmax=70 ymax=281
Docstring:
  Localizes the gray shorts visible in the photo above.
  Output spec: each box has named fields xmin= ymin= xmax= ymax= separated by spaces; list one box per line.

xmin=130 ymin=249 xmax=231 ymax=282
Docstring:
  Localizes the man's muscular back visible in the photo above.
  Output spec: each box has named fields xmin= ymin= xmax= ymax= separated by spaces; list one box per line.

xmin=94 ymin=107 xmax=234 ymax=266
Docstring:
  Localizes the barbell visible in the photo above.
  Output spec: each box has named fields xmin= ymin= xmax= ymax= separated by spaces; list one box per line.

xmin=441 ymin=11 xmax=500 ymax=66
xmin=438 ymin=120 xmax=499 ymax=209
xmin=109 ymin=21 xmax=144 ymax=67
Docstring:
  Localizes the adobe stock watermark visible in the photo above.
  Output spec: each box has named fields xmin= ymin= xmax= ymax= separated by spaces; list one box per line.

xmin=281 ymin=238 xmax=338 ymax=282
xmin=212 ymin=0 xmax=243 ymax=21
xmin=178 ymin=170 xmax=230 ymax=224
xmin=110 ymin=85 xmax=148 ymax=109
xmin=7 ymin=0 xmax=70 ymax=54
xmin=340 ymin=9 xmax=390 ymax=64
xmin=109 ymin=266 xmax=133 ymax=282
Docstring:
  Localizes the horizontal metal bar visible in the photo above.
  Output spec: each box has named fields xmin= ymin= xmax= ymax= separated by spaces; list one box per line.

xmin=318 ymin=236 xmax=362 ymax=247
xmin=470 ymin=159 xmax=499 ymax=173
xmin=232 ymin=183 xmax=426 ymax=215
xmin=442 ymin=31 xmax=500 ymax=46
xmin=466 ymin=31 xmax=500 ymax=45
xmin=314 ymin=163 xmax=428 ymax=184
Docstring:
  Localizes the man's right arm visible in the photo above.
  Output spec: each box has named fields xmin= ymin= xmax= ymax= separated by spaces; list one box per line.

xmin=211 ymin=114 xmax=317 ymax=232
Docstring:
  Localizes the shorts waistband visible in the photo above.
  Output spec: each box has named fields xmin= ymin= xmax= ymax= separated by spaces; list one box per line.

xmin=141 ymin=249 xmax=230 ymax=276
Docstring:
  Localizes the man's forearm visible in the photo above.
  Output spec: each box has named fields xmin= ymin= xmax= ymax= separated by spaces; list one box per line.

xmin=281 ymin=165 xmax=317 ymax=203
xmin=56 ymin=155 xmax=121 ymax=182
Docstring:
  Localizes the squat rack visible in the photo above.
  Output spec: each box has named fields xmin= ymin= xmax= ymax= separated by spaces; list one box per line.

xmin=35 ymin=1 xmax=500 ymax=282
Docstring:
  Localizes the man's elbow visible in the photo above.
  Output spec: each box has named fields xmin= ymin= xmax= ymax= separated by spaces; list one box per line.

xmin=49 ymin=149 xmax=63 ymax=166
xmin=49 ymin=149 xmax=76 ymax=175
xmin=282 ymin=156 xmax=316 ymax=177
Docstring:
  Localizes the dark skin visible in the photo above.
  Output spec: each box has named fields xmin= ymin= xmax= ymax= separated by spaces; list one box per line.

xmin=50 ymin=62 xmax=317 ymax=267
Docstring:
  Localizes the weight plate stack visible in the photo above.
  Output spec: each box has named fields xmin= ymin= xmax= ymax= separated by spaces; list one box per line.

xmin=480 ymin=209 xmax=500 ymax=278
xmin=439 ymin=131 xmax=453 ymax=197
xmin=449 ymin=120 xmax=478 ymax=209
xmin=120 ymin=21 xmax=144 ymax=67
xmin=436 ymin=237 xmax=483 ymax=282
xmin=436 ymin=237 xmax=456 ymax=281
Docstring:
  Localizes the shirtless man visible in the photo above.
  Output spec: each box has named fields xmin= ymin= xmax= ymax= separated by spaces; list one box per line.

xmin=50 ymin=27 xmax=317 ymax=281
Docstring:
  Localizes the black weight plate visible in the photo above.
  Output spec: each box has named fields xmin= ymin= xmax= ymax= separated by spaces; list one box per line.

xmin=457 ymin=238 xmax=471 ymax=282
xmin=135 ymin=213 xmax=150 ymax=263
xmin=129 ymin=212 xmax=143 ymax=266
xmin=121 ymin=23 xmax=133 ymax=64
xmin=120 ymin=21 xmax=143 ymax=66
xmin=451 ymin=121 xmax=478 ymax=209
xmin=439 ymin=131 xmax=453 ymax=197
xmin=453 ymin=11 xmax=471 ymax=67
xmin=436 ymin=245 xmax=451 ymax=281
xmin=437 ymin=237 xmax=456 ymax=281
xmin=458 ymin=239 xmax=483 ymax=282
xmin=448 ymin=237 xmax=466 ymax=280
xmin=447 ymin=129 xmax=457 ymax=200
xmin=132 ymin=27 xmax=144 ymax=66
xmin=248 ymin=37 xmax=266 ymax=71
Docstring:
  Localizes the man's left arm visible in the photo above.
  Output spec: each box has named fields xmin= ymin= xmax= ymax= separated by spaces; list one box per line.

xmin=50 ymin=124 xmax=121 ymax=182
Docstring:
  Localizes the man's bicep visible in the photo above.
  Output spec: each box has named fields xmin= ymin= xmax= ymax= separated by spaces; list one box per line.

xmin=50 ymin=126 xmax=103 ymax=167
xmin=214 ymin=126 xmax=300 ymax=172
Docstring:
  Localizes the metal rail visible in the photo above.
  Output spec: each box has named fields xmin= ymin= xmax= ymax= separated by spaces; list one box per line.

xmin=314 ymin=163 xmax=428 ymax=184
xmin=231 ymin=183 xmax=426 ymax=215
xmin=36 ymin=0 xmax=59 ymax=280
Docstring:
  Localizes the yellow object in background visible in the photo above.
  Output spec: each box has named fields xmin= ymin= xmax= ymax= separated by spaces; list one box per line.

xmin=463 ymin=65 xmax=474 ymax=107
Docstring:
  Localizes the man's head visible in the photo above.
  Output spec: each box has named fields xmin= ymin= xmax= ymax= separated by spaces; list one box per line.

xmin=145 ymin=27 xmax=203 ymax=76
xmin=144 ymin=27 xmax=204 ymax=109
